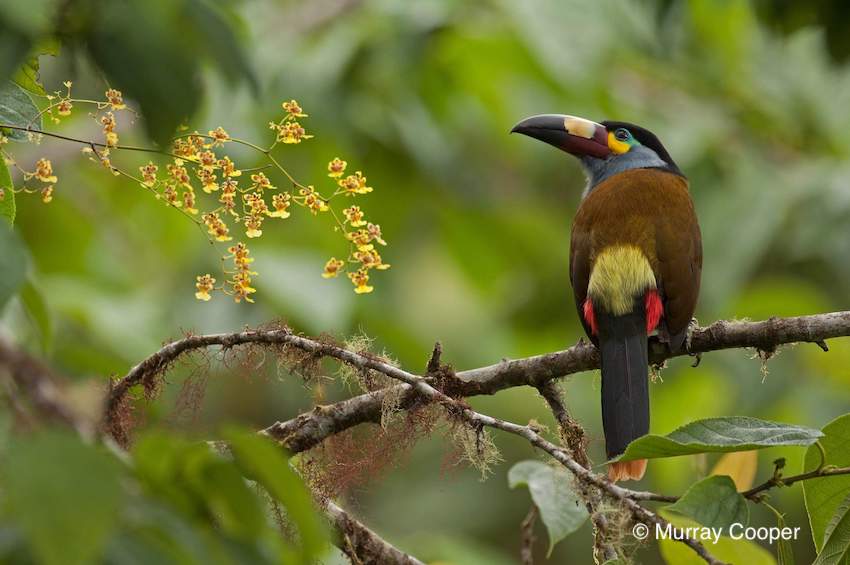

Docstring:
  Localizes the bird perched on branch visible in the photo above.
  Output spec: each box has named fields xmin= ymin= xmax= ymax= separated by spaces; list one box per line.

xmin=512 ymin=115 xmax=702 ymax=481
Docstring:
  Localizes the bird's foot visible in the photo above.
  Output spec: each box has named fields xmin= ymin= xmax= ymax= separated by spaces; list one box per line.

xmin=685 ymin=317 xmax=701 ymax=367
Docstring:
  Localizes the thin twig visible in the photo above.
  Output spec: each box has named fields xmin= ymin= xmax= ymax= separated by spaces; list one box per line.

xmin=741 ymin=465 xmax=850 ymax=500
xmin=536 ymin=381 xmax=588 ymax=467
xmin=520 ymin=505 xmax=537 ymax=565
xmin=620 ymin=465 xmax=850 ymax=505
xmin=0 ymin=123 xmax=191 ymax=162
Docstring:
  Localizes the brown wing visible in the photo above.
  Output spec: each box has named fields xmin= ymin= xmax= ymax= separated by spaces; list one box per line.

xmin=653 ymin=178 xmax=702 ymax=346
xmin=569 ymin=218 xmax=595 ymax=343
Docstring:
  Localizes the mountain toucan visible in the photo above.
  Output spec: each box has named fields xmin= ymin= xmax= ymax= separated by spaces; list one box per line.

xmin=512 ymin=114 xmax=702 ymax=481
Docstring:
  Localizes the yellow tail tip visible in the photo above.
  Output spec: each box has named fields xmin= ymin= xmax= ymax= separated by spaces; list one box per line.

xmin=608 ymin=459 xmax=647 ymax=482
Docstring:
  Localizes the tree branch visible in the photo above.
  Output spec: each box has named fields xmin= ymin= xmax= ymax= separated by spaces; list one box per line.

xmin=325 ymin=500 xmax=425 ymax=565
xmin=109 ymin=311 xmax=850 ymax=455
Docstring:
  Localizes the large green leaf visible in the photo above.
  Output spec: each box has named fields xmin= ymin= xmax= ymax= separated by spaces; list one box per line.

xmin=0 ymin=27 xmax=30 ymax=85
xmin=86 ymin=1 xmax=202 ymax=144
xmin=508 ymin=460 xmax=589 ymax=556
xmin=0 ymin=227 xmax=26 ymax=309
xmin=105 ymin=498 xmax=225 ymax=564
xmin=224 ymin=429 xmax=328 ymax=562
xmin=128 ymin=432 xmax=296 ymax=564
xmin=804 ymin=414 xmax=850 ymax=551
xmin=1 ymin=430 xmax=123 ymax=565
xmin=665 ymin=475 xmax=749 ymax=531
xmin=775 ymin=510 xmax=796 ymax=565
xmin=813 ymin=493 xmax=850 ymax=565
xmin=658 ymin=511 xmax=776 ymax=565
xmin=184 ymin=0 xmax=257 ymax=91
xmin=13 ymin=57 xmax=44 ymax=95
xmin=0 ymin=156 xmax=13 ymax=226
xmin=618 ymin=417 xmax=823 ymax=461
xmin=181 ymin=446 xmax=266 ymax=542
xmin=86 ymin=0 xmax=254 ymax=144
xmin=0 ymin=80 xmax=40 ymax=139
xmin=10 ymin=40 xmax=59 ymax=96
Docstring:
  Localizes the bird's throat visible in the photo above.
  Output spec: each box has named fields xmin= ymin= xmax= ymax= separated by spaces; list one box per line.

xmin=580 ymin=146 xmax=669 ymax=197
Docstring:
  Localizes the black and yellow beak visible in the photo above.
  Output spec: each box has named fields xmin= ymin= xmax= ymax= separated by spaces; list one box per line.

xmin=511 ymin=114 xmax=611 ymax=159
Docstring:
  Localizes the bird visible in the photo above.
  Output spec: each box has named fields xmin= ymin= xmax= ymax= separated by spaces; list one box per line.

xmin=511 ymin=114 xmax=702 ymax=481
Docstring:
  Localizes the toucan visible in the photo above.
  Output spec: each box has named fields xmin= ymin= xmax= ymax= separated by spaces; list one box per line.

xmin=512 ymin=114 xmax=702 ymax=481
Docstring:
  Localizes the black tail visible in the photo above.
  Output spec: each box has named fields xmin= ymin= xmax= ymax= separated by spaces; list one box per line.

xmin=597 ymin=303 xmax=649 ymax=460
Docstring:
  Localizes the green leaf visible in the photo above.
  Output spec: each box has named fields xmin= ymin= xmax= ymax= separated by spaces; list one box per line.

xmin=12 ymin=57 xmax=44 ymax=95
xmin=658 ymin=510 xmax=776 ymax=565
xmin=85 ymin=0 xmax=254 ymax=145
xmin=0 ymin=80 xmax=40 ymax=139
xmin=665 ymin=475 xmax=748 ymax=530
xmin=1 ymin=430 xmax=124 ymax=565
xmin=181 ymin=446 xmax=266 ymax=542
xmin=184 ymin=0 xmax=257 ymax=91
xmin=804 ymin=414 xmax=850 ymax=551
xmin=0 ymin=28 xmax=31 ymax=85
xmin=0 ymin=156 xmax=13 ymax=226
xmin=775 ymin=511 xmax=795 ymax=565
xmin=618 ymin=417 xmax=823 ymax=462
xmin=223 ymin=428 xmax=328 ymax=562
xmin=20 ymin=278 xmax=51 ymax=351
xmin=10 ymin=40 xmax=59 ymax=95
xmin=508 ymin=460 xmax=589 ymax=556
xmin=131 ymin=432 xmax=198 ymax=515
xmin=86 ymin=1 xmax=202 ymax=144
xmin=104 ymin=499 xmax=221 ymax=565
xmin=814 ymin=493 xmax=850 ymax=565
xmin=0 ymin=227 xmax=26 ymax=309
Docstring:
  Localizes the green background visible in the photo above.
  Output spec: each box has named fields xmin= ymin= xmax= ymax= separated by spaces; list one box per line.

xmin=4 ymin=0 xmax=850 ymax=563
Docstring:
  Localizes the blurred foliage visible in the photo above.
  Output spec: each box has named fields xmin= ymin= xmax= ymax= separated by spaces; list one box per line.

xmin=0 ymin=0 xmax=255 ymax=142
xmin=1 ymin=0 xmax=850 ymax=563
xmin=753 ymin=0 xmax=850 ymax=62
xmin=0 ymin=426 xmax=329 ymax=565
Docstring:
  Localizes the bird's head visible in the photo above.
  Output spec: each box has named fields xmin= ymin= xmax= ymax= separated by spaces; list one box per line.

xmin=511 ymin=114 xmax=683 ymax=191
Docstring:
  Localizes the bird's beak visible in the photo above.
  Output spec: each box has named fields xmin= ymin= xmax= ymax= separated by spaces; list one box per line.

xmin=511 ymin=114 xmax=611 ymax=159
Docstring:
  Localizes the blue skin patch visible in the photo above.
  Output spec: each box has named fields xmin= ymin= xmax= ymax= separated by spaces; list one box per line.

xmin=579 ymin=130 xmax=668 ymax=197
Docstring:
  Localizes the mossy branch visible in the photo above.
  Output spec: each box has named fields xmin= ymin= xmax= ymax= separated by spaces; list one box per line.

xmin=109 ymin=311 xmax=850 ymax=455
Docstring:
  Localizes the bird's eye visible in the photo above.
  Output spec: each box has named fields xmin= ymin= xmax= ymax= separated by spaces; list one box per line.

xmin=614 ymin=128 xmax=631 ymax=142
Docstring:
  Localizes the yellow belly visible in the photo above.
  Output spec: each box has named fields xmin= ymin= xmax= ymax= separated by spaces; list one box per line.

xmin=587 ymin=245 xmax=657 ymax=315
